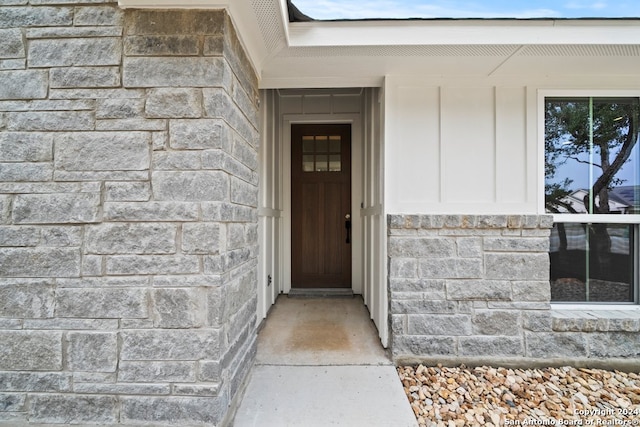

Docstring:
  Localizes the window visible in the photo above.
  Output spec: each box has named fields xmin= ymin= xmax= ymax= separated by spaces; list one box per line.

xmin=545 ymin=96 xmax=640 ymax=303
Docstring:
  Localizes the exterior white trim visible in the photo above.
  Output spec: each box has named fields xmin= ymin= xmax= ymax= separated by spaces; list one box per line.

xmin=289 ymin=19 xmax=640 ymax=47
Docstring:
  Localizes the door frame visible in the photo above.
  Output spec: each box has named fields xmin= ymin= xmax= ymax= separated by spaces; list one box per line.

xmin=282 ymin=114 xmax=363 ymax=294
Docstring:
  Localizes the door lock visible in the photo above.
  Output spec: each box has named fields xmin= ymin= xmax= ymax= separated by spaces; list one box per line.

xmin=345 ymin=213 xmax=351 ymax=244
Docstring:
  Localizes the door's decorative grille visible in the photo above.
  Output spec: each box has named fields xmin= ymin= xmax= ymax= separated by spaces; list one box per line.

xmin=302 ymin=135 xmax=342 ymax=172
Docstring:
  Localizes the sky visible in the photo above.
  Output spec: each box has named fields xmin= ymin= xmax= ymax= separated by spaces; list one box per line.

xmin=292 ymin=1 xmax=640 ymax=20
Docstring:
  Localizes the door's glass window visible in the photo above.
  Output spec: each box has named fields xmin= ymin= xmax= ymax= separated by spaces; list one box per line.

xmin=301 ymin=135 xmax=342 ymax=172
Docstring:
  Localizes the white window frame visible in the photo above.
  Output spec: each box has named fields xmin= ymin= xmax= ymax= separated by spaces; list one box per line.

xmin=538 ymin=89 xmax=640 ymax=307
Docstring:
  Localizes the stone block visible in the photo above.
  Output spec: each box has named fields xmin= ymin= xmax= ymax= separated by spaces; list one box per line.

xmin=0 ymin=29 xmax=24 ymax=59
xmin=523 ymin=311 xmax=553 ymax=332
xmin=389 ymin=258 xmax=418 ymax=279
xmin=182 ymin=223 xmax=221 ymax=255
xmin=24 ymin=318 xmax=118 ymax=331
xmin=0 ymin=7 xmax=72 ymax=28
xmin=0 ymin=393 xmax=25 ymax=411
xmin=173 ymin=384 xmax=220 ymax=396
xmin=407 ymin=314 xmax=472 ymax=336
xmin=125 ymin=9 xmax=224 ymax=35
xmin=104 ymin=202 xmax=199 ymax=222
xmin=0 ymin=372 xmax=71 ymax=392
xmin=152 ymin=171 xmax=228 ymax=202
xmin=418 ymin=258 xmax=483 ymax=279
xmin=67 ymin=332 xmax=117 ymax=372
xmin=124 ymin=35 xmax=201 ymax=56
xmin=0 ymin=247 xmax=80 ymax=277
xmin=57 ymin=277 xmax=149 ymax=289
xmin=123 ymin=57 xmax=230 ymax=88
xmin=104 ymin=181 xmax=151 ymax=202
xmin=199 ymin=360 xmax=221 ymax=382
xmin=525 ymin=332 xmax=588 ymax=358
xmin=485 ymin=253 xmax=549 ymax=280
xmin=477 ymin=215 xmax=508 ymax=228
xmin=203 ymin=87 xmax=257 ymax=141
xmin=392 ymin=335 xmax=457 ymax=357
xmin=154 ymin=275 xmax=221 ymax=288
xmin=388 ymin=237 xmax=455 ymax=258
xmin=74 ymin=6 xmax=123 ymax=26
xmin=146 ymin=88 xmax=202 ymax=118
xmin=589 ymin=332 xmax=640 ymax=358
xmin=512 ymin=281 xmax=551 ymax=302
xmin=0 ymin=279 xmax=54 ymax=318
xmin=169 ymin=119 xmax=229 ymax=150
xmin=85 ymin=223 xmax=177 ymax=255
xmin=55 ymin=288 xmax=148 ymax=318
xmin=96 ymin=98 xmax=144 ymax=119
xmin=483 ymin=237 xmax=549 ymax=252
xmin=389 ymin=278 xmax=446 ymax=293
xmin=7 ymin=111 xmax=93 ymax=131
xmin=119 ymin=361 xmax=196 ymax=383
xmin=231 ymin=176 xmax=257 ymax=207
xmin=79 ymin=253 xmax=102 ymax=274
xmin=28 ymin=38 xmax=121 ymax=67
xmin=0 ymin=195 xmax=9 ymax=223
xmin=456 ymin=237 xmax=482 ymax=257
xmin=391 ymin=299 xmax=457 ymax=314
xmin=459 ymin=336 xmax=524 ymax=357
xmin=152 ymin=288 xmax=204 ymax=328
xmin=0 ymin=132 xmax=53 ymax=162
xmin=73 ymin=382 xmax=169 ymax=395
xmin=0 ymin=226 xmax=39 ymax=246
xmin=13 ymin=193 xmax=100 ymax=224
xmin=121 ymin=396 xmax=222 ymax=425
xmin=55 ymin=132 xmax=150 ymax=172
xmin=446 ymin=280 xmax=512 ymax=301
xmin=472 ymin=310 xmax=521 ymax=335
xmin=0 ymin=162 xmax=53 ymax=181
xmin=95 ymin=118 xmax=166 ymax=131
xmin=121 ymin=329 xmax=220 ymax=360
xmin=153 ymin=151 xmax=202 ymax=170
xmin=28 ymin=394 xmax=117 ymax=425
xmin=50 ymin=66 xmax=120 ymax=88
xmin=0 ymin=331 xmax=62 ymax=370
xmin=106 ymin=255 xmax=200 ymax=275
xmin=0 ymin=70 xmax=48 ymax=100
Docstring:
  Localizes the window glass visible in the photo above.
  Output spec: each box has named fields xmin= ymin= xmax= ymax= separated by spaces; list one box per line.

xmin=550 ymin=223 xmax=635 ymax=302
xmin=545 ymin=96 xmax=640 ymax=303
xmin=545 ymin=97 xmax=640 ymax=215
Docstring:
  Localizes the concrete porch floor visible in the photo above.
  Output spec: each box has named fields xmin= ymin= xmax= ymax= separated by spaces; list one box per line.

xmin=231 ymin=296 xmax=418 ymax=427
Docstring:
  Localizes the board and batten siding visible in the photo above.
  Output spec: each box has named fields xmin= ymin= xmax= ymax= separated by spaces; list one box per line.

xmin=384 ymin=78 xmax=536 ymax=214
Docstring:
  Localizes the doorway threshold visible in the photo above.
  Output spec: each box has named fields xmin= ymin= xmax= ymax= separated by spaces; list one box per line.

xmin=288 ymin=288 xmax=354 ymax=298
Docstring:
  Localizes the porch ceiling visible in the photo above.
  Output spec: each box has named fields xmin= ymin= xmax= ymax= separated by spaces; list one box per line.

xmin=118 ymin=0 xmax=640 ymax=88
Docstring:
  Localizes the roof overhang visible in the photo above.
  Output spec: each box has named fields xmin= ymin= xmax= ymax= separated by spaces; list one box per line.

xmin=118 ymin=0 xmax=640 ymax=89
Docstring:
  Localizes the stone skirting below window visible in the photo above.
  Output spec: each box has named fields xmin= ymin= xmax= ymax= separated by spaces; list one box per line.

xmin=388 ymin=214 xmax=640 ymax=370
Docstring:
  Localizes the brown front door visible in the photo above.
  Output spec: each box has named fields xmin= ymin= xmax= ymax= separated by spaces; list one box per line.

xmin=291 ymin=124 xmax=352 ymax=288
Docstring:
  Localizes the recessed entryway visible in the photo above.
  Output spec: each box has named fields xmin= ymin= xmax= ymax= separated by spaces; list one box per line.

xmin=231 ymin=296 xmax=417 ymax=427
xmin=256 ymin=296 xmax=389 ymax=365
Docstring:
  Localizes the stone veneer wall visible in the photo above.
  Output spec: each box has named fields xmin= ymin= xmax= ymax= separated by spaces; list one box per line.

xmin=0 ymin=4 xmax=259 ymax=425
xmin=388 ymin=214 xmax=640 ymax=368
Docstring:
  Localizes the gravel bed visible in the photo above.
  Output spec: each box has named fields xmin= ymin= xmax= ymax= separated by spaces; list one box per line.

xmin=398 ymin=365 xmax=640 ymax=426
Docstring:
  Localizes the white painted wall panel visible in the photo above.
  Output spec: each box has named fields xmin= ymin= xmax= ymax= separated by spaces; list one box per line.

xmin=496 ymin=87 xmax=527 ymax=203
xmin=386 ymin=84 xmax=440 ymax=211
xmin=385 ymin=77 xmax=537 ymax=214
xmin=441 ymin=87 xmax=495 ymax=203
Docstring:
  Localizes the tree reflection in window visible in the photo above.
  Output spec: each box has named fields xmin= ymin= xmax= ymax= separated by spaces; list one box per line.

xmin=545 ymin=97 xmax=640 ymax=303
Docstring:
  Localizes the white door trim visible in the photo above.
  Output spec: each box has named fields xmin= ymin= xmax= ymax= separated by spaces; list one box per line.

xmin=282 ymin=114 xmax=363 ymax=294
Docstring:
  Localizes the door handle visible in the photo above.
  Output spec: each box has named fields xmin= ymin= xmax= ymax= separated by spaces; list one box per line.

xmin=345 ymin=213 xmax=351 ymax=244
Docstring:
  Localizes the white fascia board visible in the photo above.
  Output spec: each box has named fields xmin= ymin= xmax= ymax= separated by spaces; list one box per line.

xmin=289 ymin=19 xmax=640 ymax=47
xmin=118 ymin=0 xmax=230 ymax=8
